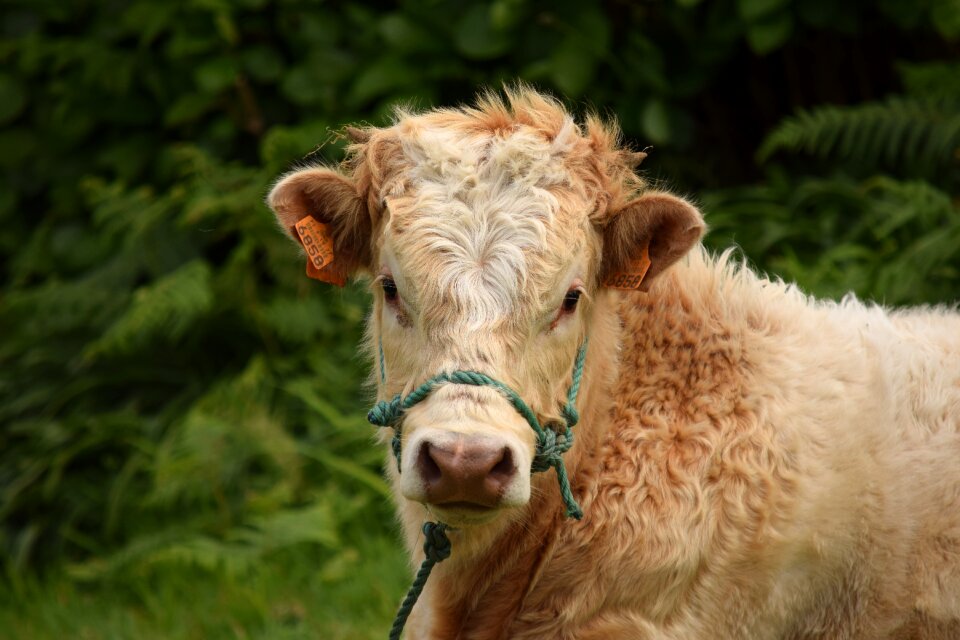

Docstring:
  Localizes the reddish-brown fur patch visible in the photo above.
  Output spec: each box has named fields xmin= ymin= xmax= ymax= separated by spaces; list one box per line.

xmin=268 ymin=87 xmax=960 ymax=639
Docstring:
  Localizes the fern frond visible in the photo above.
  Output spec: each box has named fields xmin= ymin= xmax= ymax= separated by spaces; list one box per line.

xmin=758 ymin=97 xmax=960 ymax=176
xmin=258 ymin=295 xmax=331 ymax=344
xmin=66 ymin=502 xmax=342 ymax=580
xmin=86 ymin=260 xmax=213 ymax=357
xmin=233 ymin=502 xmax=341 ymax=551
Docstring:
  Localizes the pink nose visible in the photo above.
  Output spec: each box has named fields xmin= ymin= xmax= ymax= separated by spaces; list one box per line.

xmin=416 ymin=438 xmax=517 ymax=508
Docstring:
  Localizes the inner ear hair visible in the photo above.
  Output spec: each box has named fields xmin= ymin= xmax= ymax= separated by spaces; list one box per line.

xmin=600 ymin=191 xmax=706 ymax=290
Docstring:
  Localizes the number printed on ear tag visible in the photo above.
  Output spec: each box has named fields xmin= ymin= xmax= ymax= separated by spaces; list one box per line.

xmin=295 ymin=217 xmax=335 ymax=271
xmin=603 ymin=244 xmax=651 ymax=290
xmin=293 ymin=216 xmax=347 ymax=285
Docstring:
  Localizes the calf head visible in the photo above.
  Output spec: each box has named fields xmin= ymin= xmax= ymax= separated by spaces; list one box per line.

xmin=268 ymin=89 xmax=704 ymax=529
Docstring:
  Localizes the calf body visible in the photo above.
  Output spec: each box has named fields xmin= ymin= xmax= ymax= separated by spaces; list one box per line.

xmin=268 ymin=88 xmax=960 ymax=638
xmin=408 ymin=252 xmax=960 ymax=639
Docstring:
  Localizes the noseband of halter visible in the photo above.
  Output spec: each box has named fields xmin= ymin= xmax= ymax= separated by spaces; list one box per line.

xmin=366 ymin=340 xmax=588 ymax=640
xmin=367 ymin=340 xmax=588 ymax=519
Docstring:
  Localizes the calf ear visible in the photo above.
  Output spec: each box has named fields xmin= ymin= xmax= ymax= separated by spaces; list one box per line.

xmin=600 ymin=191 xmax=705 ymax=291
xmin=267 ymin=167 xmax=370 ymax=286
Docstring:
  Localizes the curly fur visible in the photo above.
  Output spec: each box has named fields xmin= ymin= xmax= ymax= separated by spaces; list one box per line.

xmin=267 ymin=87 xmax=960 ymax=639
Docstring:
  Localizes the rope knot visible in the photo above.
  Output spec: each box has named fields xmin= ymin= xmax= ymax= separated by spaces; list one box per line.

xmin=532 ymin=426 xmax=582 ymax=520
xmin=422 ymin=522 xmax=451 ymax=563
xmin=367 ymin=394 xmax=403 ymax=427
xmin=532 ymin=426 xmax=574 ymax=472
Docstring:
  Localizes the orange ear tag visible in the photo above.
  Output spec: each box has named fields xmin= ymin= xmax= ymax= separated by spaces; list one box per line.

xmin=294 ymin=216 xmax=348 ymax=286
xmin=603 ymin=244 xmax=652 ymax=290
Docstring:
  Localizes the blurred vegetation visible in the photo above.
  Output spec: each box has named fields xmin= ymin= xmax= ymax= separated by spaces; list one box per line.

xmin=0 ymin=0 xmax=957 ymax=638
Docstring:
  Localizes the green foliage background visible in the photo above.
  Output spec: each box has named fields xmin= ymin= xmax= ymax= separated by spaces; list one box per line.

xmin=0 ymin=1 xmax=957 ymax=638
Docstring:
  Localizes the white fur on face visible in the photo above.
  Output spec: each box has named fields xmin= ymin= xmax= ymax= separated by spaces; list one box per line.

xmin=386 ymin=126 xmax=584 ymax=332
xmin=374 ymin=120 xmax=595 ymax=523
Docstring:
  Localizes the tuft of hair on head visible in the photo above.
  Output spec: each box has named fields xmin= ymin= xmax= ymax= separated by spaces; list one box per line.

xmin=337 ymin=84 xmax=652 ymax=225
xmin=465 ymin=84 xmax=650 ymax=218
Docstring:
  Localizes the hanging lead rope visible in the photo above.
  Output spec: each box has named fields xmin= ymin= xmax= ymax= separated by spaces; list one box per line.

xmin=386 ymin=522 xmax=450 ymax=640
xmin=367 ymin=340 xmax=589 ymax=639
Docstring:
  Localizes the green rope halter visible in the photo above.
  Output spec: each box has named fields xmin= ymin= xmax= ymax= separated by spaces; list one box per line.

xmin=367 ymin=340 xmax=588 ymax=639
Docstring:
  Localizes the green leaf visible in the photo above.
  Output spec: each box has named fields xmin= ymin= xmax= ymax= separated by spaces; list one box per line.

xmin=737 ymin=0 xmax=789 ymax=21
xmin=280 ymin=67 xmax=330 ymax=107
xmin=298 ymin=11 xmax=339 ymax=45
xmin=455 ymin=4 xmax=511 ymax=59
xmin=642 ymin=100 xmax=672 ymax=145
xmin=379 ymin=13 xmax=439 ymax=53
xmin=165 ymin=93 xmax=215 ymax=126
xmin=490 ymin=0 xmax=529 ymax=29
xmin=120 ymin=1 xmax=177 ymax=46
xmin=931 ymin=0 xmax=960 ymax=39
xmin=0 ymin=74 xmax=27 ymax=125
xmin=550 ymin=37 xmax=597 ymax=97
xmin=242 ymin=46 xmax=284 ymax=82
xmin=746 ymin=12 xmax=793 ymax=54
xmin=570 ymin=5 xmax=611 ymax=57
xmin=877 ymin=0 xmax=925 ymax=28
xmin=281 ymin=51 xmax=356 ymax=106
xmin=194 ymin=56 xmax=239 ymax=93
xmin=898 ymin=61 xmax=960 ymax=101
xmin=348 ymin=56 xmax=419 ymax=106
xmin=260 ymin=121 xmax=331 ymax=171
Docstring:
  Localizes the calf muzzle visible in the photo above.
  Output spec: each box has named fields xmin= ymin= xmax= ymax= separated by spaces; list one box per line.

xmin=417 ymin=437 xmax=516 ymax=508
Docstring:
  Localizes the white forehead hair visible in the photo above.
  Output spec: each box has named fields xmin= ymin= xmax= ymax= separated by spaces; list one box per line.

xmin=387 ymin=121 xmax=581 ymax=331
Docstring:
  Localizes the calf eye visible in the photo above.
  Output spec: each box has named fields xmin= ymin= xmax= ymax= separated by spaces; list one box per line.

xmin=382 ymin=277 xmax=399 ymax=303
xmin=562 ymin=289 xmax=581 ymax=313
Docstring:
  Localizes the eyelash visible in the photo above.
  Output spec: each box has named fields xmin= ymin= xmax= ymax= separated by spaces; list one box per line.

xmin=381 ymin=277 xmax=399 ymax=303
xmin=561 ymin=289 xmax=581 ymax=313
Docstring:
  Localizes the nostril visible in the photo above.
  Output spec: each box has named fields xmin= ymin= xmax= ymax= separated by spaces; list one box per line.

xmin=488 ymin=447 xmax=515 ymax=485
xmin=418 ymin=443 xmax=442 ymax=485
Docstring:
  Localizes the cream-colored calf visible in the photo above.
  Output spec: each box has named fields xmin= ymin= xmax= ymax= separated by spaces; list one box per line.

xmin=268 ymin=88 xmax=960 ymax=639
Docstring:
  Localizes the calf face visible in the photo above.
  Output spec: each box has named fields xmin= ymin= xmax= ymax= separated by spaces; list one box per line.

xmin=268 ymin=89 xmax=704 ymax=528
